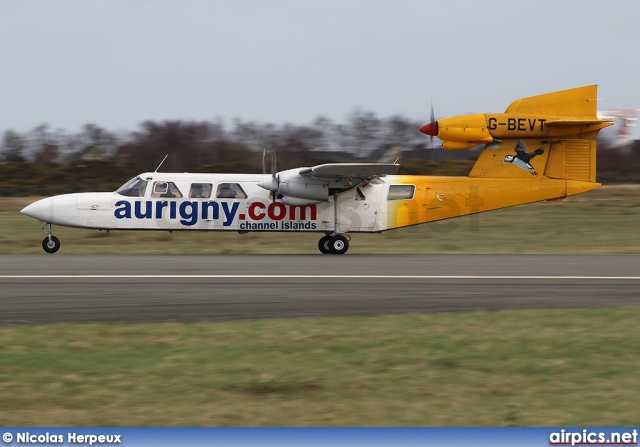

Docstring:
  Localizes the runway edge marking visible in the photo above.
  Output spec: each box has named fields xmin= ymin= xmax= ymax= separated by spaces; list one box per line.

xmin=1 ymin=275 xmax=640 ymax=280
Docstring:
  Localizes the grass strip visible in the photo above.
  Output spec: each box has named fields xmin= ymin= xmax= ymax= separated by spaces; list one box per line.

xmin=1 ymin=308 xmax=639 ymax=426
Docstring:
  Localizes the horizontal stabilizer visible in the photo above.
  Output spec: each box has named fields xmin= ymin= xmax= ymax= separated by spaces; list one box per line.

xmin=545 ymin=119 xmax=612 ymax=127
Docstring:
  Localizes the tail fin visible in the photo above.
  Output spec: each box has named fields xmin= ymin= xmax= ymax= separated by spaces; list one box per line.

xmin=470 ymin=138 xmax=597 ymax=182
xmin=544 ymin=139 xmax=596 ymax=182
xmin=504 ymin=84 xmax=598 ymax=118
xmin=470 ymin=85 xmax=612 ymax=183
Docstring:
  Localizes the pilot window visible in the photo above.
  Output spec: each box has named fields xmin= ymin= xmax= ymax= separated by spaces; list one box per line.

xmin=189 ymin=183 xmax=212 ymax=199
xmin=151 ymin=181 xmax=183 ymax=198
xmin=216 ymin=183 xmax=247 ymax=199
xmin=387 ymin=185 xmax=415 ymax=201
xmin=355 ymin=187 xmax=366 ymax=201
xmin=116 ymin=176 xmax=148 ymax=197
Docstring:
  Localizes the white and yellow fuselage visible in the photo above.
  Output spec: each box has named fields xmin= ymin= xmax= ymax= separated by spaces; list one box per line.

xmin=21 ymin=171 xmax=597 ymax=234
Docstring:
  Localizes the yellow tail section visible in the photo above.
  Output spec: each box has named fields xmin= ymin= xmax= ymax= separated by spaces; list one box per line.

xmin=544 ymin=139 xmax=595 ymax=182
xmin=504 ymin=84 xmax=598 ymax=117
xmin=470 ymin=85 xmax=611 ymax=183
xmin=384 ymin=86 xmax=613 ymax=232
xmin=469 ymin=138 xmax=597 ymax=182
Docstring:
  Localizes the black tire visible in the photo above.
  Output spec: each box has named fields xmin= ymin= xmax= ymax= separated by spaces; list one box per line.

xmin=42 ymin=236 xmax=61 ymax=254
xmin=329 ymin=235 xmax=349 ymax=255
xmin=318 ymin=235 xmax=332 ymax=254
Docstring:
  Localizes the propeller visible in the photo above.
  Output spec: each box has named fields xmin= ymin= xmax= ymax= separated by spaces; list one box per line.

xmin=429 ymin=101 xmax=436 ymax=149
xmin=419 ymin=100 xmax=439 ymax=146
xmin=271 ymin=152 xmax=278 ymax=203
xmin=258 ymin=151 xmax=280 ymax=202
xmin=262 ymin=148 xmax=266 ymax=175
xmin=418 ymin=100 xmax=440 ymax=162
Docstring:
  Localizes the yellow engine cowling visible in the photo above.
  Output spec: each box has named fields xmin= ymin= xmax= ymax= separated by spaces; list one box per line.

xmin=436 ymin=114 xmax=493 ymax=149
xmin=441 ymin=141 xmax=481 ymax=150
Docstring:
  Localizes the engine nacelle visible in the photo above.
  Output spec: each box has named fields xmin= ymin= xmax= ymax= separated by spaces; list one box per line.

xmin=278 ymin=180 xmax=329 ymax=202
xmin=438 ymin=127 xmax=493 ymax=144
xmin=281 ymin=196 xmax=323 ymax=206
xmin=259 ymin=169 xmax=331 ymax=202
xmin=274 ymin=170 xmax=329 ymax=202
xmin=441 ymin=141 xmax=480 ymax=150
xmin=436 ymin=114 xmax=493 ymax=148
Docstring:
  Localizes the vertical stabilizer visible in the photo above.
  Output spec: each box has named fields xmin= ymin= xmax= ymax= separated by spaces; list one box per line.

xmin=504 ymin=85 xmax=598 ymax=118
xmin=469 ymin=85 xmax=611 ymax=182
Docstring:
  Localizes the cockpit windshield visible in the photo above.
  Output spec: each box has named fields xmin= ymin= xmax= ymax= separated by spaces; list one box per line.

xmin=116 ymin=176 xmax=148 ymax=197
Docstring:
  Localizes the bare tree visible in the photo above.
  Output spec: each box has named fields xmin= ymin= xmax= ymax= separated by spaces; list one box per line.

xmin=1 ymin=130 xmax=27 ymax=163
xmin=341 ymin=110 xmax=382 ymax=157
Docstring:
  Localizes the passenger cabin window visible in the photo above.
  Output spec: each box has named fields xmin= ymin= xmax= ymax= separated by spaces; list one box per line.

xmin=151 ymin=181 xmax=183 ymax=198
xmin=216 ymin=183 xmax=247 ymax=199
xmin=116 ymin=176 xmax=148 ymax=197
xmin=189 ymin=183 xmax=212 ymax=199
xmin=387 ymin=185 xmax=415 ymax=201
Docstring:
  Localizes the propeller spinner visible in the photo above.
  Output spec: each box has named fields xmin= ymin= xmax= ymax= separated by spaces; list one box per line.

xmin=419 ymin=101 xmax=439 ymax=138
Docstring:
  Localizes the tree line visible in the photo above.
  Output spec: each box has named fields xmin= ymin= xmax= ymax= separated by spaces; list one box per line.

xmin=0 ymin=112 xmax=448 ymax=196
xmin=1 ymin=111 xmax=428 ymax=167
xmin=1 ymin=112 xmax=638 ymax=196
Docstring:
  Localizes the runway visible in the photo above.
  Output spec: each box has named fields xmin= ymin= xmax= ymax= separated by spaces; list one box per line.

xmin=1 ymin=254 xmax=639 ymax=325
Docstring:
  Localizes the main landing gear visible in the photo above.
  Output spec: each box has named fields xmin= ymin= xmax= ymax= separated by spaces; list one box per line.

xmin=318 ymin=234 xmax=349 ymax=255
xmin=42 ymin=223 xmax=61 ymax=254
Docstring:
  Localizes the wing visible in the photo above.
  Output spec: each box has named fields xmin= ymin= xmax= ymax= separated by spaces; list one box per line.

xmin=299 ymin=163 xmax=400 ymax=180
xmin=263 ymin=162 xmax=400 ymax=205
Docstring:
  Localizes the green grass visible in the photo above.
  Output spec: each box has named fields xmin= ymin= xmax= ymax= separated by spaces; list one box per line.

xmin=1 ymin=308 xmax=640 ymax=426
xmin=4 ymin=185 xmax=640 ymax=254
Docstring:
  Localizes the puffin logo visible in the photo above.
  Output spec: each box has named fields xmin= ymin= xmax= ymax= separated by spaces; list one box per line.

xmin=503 ymin=139 xmax=544 ymax=176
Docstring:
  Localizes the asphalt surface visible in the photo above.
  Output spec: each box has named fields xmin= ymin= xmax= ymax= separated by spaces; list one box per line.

xmin=1 ymin=254 xmax=639 ymax=325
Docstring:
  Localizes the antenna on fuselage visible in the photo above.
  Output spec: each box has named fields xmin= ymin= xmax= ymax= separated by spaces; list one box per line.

xmin=154 ymin=154 xmax=169 ymax=173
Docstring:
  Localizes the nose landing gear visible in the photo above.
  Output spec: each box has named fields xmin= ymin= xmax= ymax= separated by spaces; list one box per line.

xmin=42 ymin=223 xmax=61 ymax=254
xmin=318 ymin=234 xmax=349 ymax=255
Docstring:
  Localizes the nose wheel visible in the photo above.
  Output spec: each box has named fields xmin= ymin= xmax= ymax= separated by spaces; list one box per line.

xmin=41 ymin=223 xmax=61 ymax=254
xmin=42 ymin=236 xmax=61 ymax=253
xmin=318 ymin=234 xmax=349 ymax=255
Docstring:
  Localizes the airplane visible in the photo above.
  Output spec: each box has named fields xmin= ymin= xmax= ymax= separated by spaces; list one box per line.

xmin=21 ymin=85 xmax=612 ymax=255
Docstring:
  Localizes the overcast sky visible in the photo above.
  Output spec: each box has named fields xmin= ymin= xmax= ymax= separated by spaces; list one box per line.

xmin=1 ymin=0 xmax=639 ymax=138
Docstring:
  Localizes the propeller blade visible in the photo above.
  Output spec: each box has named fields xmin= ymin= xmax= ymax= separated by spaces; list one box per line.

xmin=271 ymin=152 xmax=277 ymax=177
xmin=419 ymin=99 xmax=438 ymax=146
xmin=257 ymin=152 xmax=280 ymax=196
xmin=430 ymin=101 xmax=435 ymax=148
xmin=430 ymin=100 xmax=435 ymax=125
xmin=262 ymin=148 xmax=266 ymax=175
xmin=271 ymin=152 xmax=279 ymax=203
xmin=273 ymin=176 xmax=278 ymax=204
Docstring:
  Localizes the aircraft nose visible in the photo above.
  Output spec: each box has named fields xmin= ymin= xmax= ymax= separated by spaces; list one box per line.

xmin=419 ymin=122 xmax=438 ymax=136
xmin=21 ymin=197 xmax=54 ymax=222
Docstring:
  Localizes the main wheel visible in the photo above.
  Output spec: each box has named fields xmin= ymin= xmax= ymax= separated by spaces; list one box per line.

xmin=318 ymin=235 xmax=332 ymax=254
xmin=328 ymin=235 xmax=349 ymax=255
xmin=42 ymin=236 xmax=61 ymax=254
